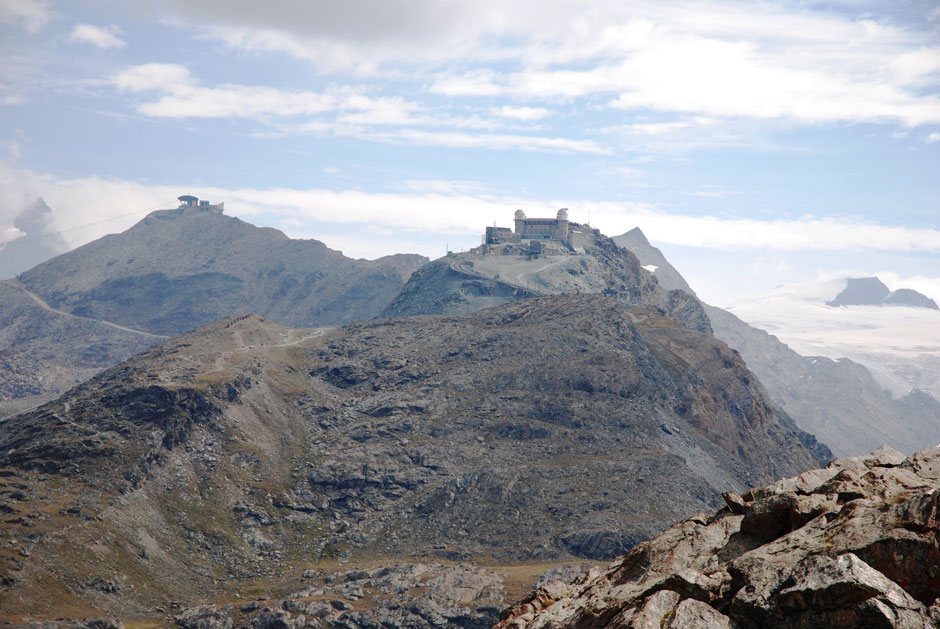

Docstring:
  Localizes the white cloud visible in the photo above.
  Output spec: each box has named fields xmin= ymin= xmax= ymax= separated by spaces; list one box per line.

xmin=68 ymin=24 xmax=126 ymax=49
xmin=0 ymin=137 xmax=21 ymax=162
xmin=114 ymin=63 xmax=342 ymax=118
xmin=336 ymin=96 xmax=423 ymax=126
xmin=336 ymin=128 xmax=611 ymax=155
xmin=490 ymin=105 xmax=551 ymax=120
xmin=620 ymin=120 xmax=697 ymax=135
xmin=413 ymin=4 xmax=940 ymax=127
xmin=928 ymin=132 xmax=940 ymax=143
xmin=430 ymin=70 xmax=503 ymax=96
xmin=585 ymin=207 xmax=940 ymax=253
xmin=113 ymin=63 xmax=192 ymax=92
xmin=0 ymin=0 xmax=51 ymax=33
xmin=614 ymin=167 xmax=644 ymax=179
xmin=109 ymin=64 xmax=607 ymax=154
xmin=693 ymin=185 xmax=730 ymax=198
xmin=4 ymin=164 xmax=939 ymax=262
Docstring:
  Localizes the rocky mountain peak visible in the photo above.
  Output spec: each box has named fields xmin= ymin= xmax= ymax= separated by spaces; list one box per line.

xmin=612 ymin=227 xmax=696 ymax=296
xmin=826 ymin=277 xmax=890 ymax=306
xmin=622 ymin=227 xmax=651 ymax=246
xmin=14 ymin=206 xmax=427 ymax=336
xmin=383 ymin=223 xmax=709 ymax=333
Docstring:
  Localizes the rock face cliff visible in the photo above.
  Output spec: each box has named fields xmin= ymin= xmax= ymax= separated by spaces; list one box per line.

xmin=0 ymin=296 xmax=826 ymax=620
xmin=496 ymin=444 xmax=940 ymax=628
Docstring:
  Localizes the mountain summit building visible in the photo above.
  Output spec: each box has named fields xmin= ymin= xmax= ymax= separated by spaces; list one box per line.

xmin=485 ymin=209 xmax=571 ymax=246
xmin=177 ymin=195 xmax=224 ymax=213
xmin=481 ymin=209 xmax=589 ymax=257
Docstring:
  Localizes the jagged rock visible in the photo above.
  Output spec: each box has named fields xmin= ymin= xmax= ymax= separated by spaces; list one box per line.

xmin=83 ymin=621 xmax=124 ymax=629
xmin=629 ymin=589 xmax=681 ymax=628
xmin=534 ymin=564 xmax=593 ymax=589
xmin=772 ymin=553 xmax=928 ymax=627
xmin=175 ymin=605 xmax=233 ymax=629
xmin=669 ymin=598 xmax=732 ymax=628
xmin=249 ymin=610 xmax=303 ymax=629
xmin=496 ymin=445 xmax=940 ymax=628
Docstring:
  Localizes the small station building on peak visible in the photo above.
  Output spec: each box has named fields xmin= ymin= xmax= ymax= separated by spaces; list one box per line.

xmin=177 ymin=195 xmax=224 ymax=213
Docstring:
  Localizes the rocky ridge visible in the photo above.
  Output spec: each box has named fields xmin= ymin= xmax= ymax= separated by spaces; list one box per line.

xmin=496 ymin=444 xmax=940 ymax=628
xmin=17 ymin=204 xmax=427 ymax=336
xmin=0 ymin=296 xmax=827 ymax=620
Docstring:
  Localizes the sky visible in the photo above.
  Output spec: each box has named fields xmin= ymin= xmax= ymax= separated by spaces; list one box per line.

xmin=0 ymin=0 xmax=938 ymax=307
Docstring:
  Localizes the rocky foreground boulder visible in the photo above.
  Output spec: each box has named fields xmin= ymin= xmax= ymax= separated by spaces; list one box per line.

xmin=496 ymin=445 xmax=940 ymax=628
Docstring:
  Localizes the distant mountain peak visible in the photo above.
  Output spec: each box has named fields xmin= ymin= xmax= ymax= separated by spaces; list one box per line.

xmin=623 ymin=226 xmax=651 ymax=246
xmin=613 ymin=227 xmax=696 ymax=297
xmin=826 ymin=277 xmax=889 ymax=306
xmin=827 ymin=276 xmax=938 ymax=309
xmin=0 ymin=197 xmax=70 ymax=279
xmin=884 ymin=288 xmax=939 ymax=310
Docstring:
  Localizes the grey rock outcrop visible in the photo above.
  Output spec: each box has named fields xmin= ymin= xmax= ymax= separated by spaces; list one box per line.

xmin=496 ymin=444 xmax=940 ymax=628
xmin=884 ymin=288 xmax=939 ymax=310
xmin=613 ymin=228 xmax=695 ymax=296
xmin=827 ymin=276 xmax=892 ymax=306
xmin=178 ymin=563 xmax=505 ymax=629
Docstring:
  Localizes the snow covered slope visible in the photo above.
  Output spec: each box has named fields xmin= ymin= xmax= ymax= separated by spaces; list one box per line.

xmin=728 ymin=277 xmax=940 ymax=401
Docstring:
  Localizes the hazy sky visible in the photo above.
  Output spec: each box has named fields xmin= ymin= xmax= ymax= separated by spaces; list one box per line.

xmin=1 ymin=0 xmax=938 ymax=306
